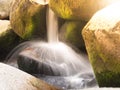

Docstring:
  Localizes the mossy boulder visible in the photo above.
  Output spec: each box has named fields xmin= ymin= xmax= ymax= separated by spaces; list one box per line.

xmin=59 ymin=20 xmax=87 ymax=51
xmin=82 ymin=2 xmax=120 ymax=87
xmin=0 ymin=63 xmax=59 ymax=90
xmin=0 ymin=0 xmax=13 ymax=19
xmin=0 ymin=20 xmax=21 ymax=60
xmin=49 ymin=0 xmax=120 ymax=21
xmin=10 ymin=0 xmax=47 ymax=40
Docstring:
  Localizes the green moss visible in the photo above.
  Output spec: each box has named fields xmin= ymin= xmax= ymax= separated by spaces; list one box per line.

xmin=89 ymin=51 xmax=107 ymax=73
xmin=83 ymin=29 xmax=120 ymax=87
xmin=96 ymin=71 xmax=120 ymax=87
xmin=59 ymin=3 xmax=72 ymax=19
xmin=10 ymin=0 xmax=47 ymax=40
xmin=61 ymin=21 xmax=86 ymax=51
xmin=0 ymin=29 xmax=22 ymax=60
xmin=24 ymin=4 xmax=46 ymax=39
xmin=83 ymin=29 xmax=120 ymax=72
xmin=23 ymin=20 xmax=34 ymax=39
xmin=30 ymin=6 xmax=47 ymax=39
xmin=67 ymin=22 xmax=81 ymax=45
xmin=49 ymin=0 xmax=72 ymax=19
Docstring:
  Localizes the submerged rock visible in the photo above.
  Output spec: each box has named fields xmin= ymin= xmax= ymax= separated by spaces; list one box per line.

xmin=10 ymin=0 xmax=47 ymax=39
xmin=0 ymin=0 xmax=13 ymax=19
xmin=0 ymin=63 xmax=59 ymax=90
xmin=49 ymin=0 xmax=120 ymax=21
xmin=0 ymin=20 xmax=20 ymax=60
xmin=82 ymin=2 xmax=120 ymax=87
xmin=9 ymin=41 xmax=92 ymax=76
xmin=35 ymin=73 xmax=98 ymax=89
xmin=59 ymin=20 xmax=87 ymax=52
xmin=6 ymin=41 xmax=98 ymax=89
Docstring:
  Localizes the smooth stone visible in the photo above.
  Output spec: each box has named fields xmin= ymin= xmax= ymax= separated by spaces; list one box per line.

xmin=0 ymin=63 xmax=60 ymax=90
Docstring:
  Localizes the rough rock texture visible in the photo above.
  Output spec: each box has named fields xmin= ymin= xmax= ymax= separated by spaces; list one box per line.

xmin=49 ymin=0 xmax=120 ymax=21
xmin=82 ymin=2 xmax=120 ymax=87
xmin=10 ymin=0 xmax=47 ymax=39
xmin=59 ymin=20 xmax=87 ymax=51
xmin=0 ymin=0 xmax=13 ymax=19
xmin=0 ymin=20 xmax=21 ymax=60
xmin=0 ymin=63 xmax=59 ymax=90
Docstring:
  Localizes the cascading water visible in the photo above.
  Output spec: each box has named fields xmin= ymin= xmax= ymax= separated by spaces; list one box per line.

xmin=5 ymin=4 xmax=98 ymax=90
xmin=47 ymin=7 xmax=58 ymax=43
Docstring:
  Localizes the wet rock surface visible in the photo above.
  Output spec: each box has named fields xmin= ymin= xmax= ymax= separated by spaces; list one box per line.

xmin=16 ymin=42 xmax=92 ymax=76
xmin=34 ymin=73 xmax=97 ymax=89
xmin=6 ymin=41 xmax=98 ymax=89
xmin=17 ymin=51 xmax=98 ymax=89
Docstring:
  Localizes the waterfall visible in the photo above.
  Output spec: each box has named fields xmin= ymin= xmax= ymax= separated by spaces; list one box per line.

xmin=46 ymin=7 xmax=58 ymax=43
xmin=31 ymin=0 xmax=49 ymax=5
xmin=5 ymin=5 xmax=98 ymax=89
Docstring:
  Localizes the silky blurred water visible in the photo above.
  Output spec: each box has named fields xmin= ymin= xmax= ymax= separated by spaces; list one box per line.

xmin=5 ymin=41 xmax=98 ymax=89
xmin=5 ymin=6 xmax=98 ymax=89
xmin=34 ymin=72 xmax=98 ymax=89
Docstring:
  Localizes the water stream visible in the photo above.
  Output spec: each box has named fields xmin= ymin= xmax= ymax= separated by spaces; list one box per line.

xmin=5 ymin=6 xmax=98 ymax=89
xmin=47 ymin=7 xmax=58 ymax=43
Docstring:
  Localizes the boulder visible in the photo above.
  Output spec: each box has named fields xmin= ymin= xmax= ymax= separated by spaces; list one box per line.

xmin=82 ymin=2 xmax=120 ymax=87
xmin=9 ymin=41 xmax=91 ymax=76
xmin=59 ymin=20 xmax=87 ymax=51
xmin=17 ymin=42 xmax=83 ymax=76
xmin=10 ymin=0 xmax=47 ymax=39
xmin=49 ymin=0 xmax=120 ymax=21
xmin=0 ymin=20 xmax=21 ymax=60
xmin=0 ymin=63 xmax=59 ymax=90
xmin=0 ymin=0 xmax=13 ymax=19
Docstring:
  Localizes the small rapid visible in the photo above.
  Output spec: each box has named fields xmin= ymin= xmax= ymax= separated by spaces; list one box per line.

xmin=5 ymin=6 xmax=98 ymax=89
